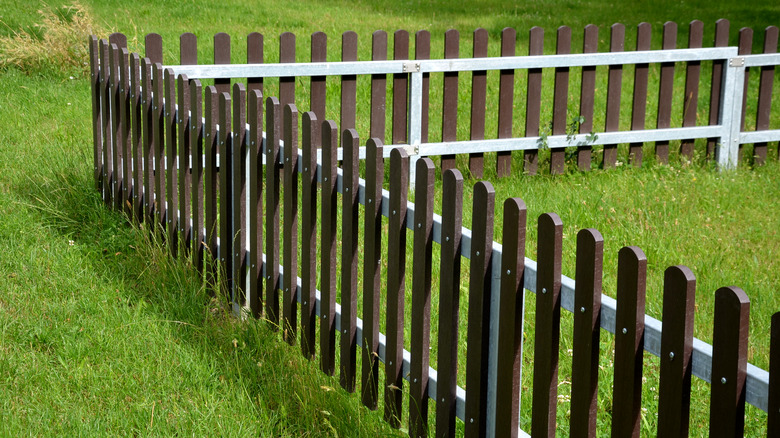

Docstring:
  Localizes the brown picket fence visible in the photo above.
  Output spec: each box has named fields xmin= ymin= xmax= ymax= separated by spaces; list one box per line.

xmin=88 ymin=20 xmax=779 ymax=437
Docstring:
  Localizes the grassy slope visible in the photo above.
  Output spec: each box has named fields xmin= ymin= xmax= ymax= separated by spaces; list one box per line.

xmin=1 ymin=0 xmax=779 ymax=436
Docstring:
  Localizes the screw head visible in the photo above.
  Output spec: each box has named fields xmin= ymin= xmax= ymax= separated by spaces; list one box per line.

xmin=392 ymin=210 xmax=396 ymax=215
xmin=669 ymin=352 xmax=675 ymax=360
xmin=721 ymin=377 xmax=727 ymax=384
xmin=542 ymin=287 xmax=547 ymax=294
xmin=622 ymin=328 xmax=628 ymax=334
xmin=580 ymin=307 xmax=586 ymax=313
xmin=344 ymin=329 xmax=347 ymax=334
xmin=445 ymin=236 xmax=449 ymax=242
xmin=506 ymin=270 xmax=511 ymax=275
xmin=470 ymin=418 xmax=474 ymax=424
xmin=417 ymin=223 xmax=421 ymax=229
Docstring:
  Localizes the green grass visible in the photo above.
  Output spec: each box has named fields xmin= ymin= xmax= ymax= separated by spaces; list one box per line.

xmin=2 ymin=0 xmax=779 ymax=436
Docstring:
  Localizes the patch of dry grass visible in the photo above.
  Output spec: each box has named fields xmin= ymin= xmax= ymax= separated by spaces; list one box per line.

xmin=0 ymin=2 xmax=105 ymax=75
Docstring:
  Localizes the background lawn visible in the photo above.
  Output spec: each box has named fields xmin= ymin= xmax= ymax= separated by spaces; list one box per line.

xmin=1 ymin=0 xmax=779 ymax=436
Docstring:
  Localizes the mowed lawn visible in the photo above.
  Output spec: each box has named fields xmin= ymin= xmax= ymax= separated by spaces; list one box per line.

xmin=1 ymin=0 xmax=779 ymax=436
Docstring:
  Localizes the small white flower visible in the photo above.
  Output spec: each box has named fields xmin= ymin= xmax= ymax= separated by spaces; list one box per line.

xmin=68 ymin=240 xmax=74 ymax=246
xmin=69 ymin=76 xmax=74 ymax=80
xmin=67 ymin=102 xmax=72 ymax=106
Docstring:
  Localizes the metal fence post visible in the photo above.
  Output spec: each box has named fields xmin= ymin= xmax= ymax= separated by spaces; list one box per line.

xmin=718 ymin=49 xmax=744 ymax=169
xmin=408 ymin=68 xmax=423 ymax=188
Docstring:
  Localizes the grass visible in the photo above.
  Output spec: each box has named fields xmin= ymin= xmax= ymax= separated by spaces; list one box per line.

xmin=1 ymin=0 xmax=779 ymax=436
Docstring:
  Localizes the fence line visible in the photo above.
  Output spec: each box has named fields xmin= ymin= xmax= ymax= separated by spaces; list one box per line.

xmin=88 ymin=20 xmax=780 ymax=437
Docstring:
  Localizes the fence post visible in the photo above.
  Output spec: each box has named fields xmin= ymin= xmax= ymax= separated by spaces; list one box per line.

xmin=191 ymin=79 xmax=204 ymax=272
xmin=469 ymin=28 xmax=488 ymax=178
xmin=709 ymin=286 xmax=750 ymax=437
xmin=717 ymin=46 xmax=745 ymax=170
xmin=130 ymin=53 xmax=143 ymax=222
xmin=655 ymin=22 xmax=677 ymax=165
xmin=408 ymin=69 xmax=423 ymax=187
xmin=204 ymin=86 xmax=218 ymax=295
xmin=708 ymin=19 xmax=730 ymax=159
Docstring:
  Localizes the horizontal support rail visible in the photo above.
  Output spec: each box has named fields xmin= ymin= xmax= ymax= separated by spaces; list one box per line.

xmin=743 ymin=52 xmax=780 ymax=67
xmin=163 ymin=47 xmax=738 ymax=79
xmin=739 ymin=129 xmax=780 ymax=144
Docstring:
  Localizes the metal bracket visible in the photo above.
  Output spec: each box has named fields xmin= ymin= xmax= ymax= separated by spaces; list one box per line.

xmin=402 ymin=62 xmax=421 ymax=73
xmin=729 ymin=57 xmax=745 ymax=67
xmin=402 ymin=144 xmax=419 ymax=155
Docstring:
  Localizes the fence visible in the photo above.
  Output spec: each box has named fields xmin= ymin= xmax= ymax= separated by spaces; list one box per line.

xmin=88 ymin=20 xmax=779 ymax=437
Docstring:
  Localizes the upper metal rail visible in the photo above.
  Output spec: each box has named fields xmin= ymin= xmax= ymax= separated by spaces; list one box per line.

xmin=164 ymin=47 xmax=738 ymax=79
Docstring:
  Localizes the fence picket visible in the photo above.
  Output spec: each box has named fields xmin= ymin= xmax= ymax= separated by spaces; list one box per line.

xmin=495 ymin=198 xmax=527 ymax=438
xmin=603 ymin=24 xmax=624 ymax=169
xmin=577 ymin=25 xmax=598 ymax=171
xmin=265 ymin=97 xmax=281 ymax=326
xmin=524 ymin=27 xmax=543 ymax=175
xmin=611 ymin=246 xmax=647 ymax=438
xmin=280 ymin=33 xmax=296 ymax=127
xmin=415 ymin=31 xmax=431 ymax=143
xmin=680 ymin=21 xmax=703 ymax=160
xmin=320 ymin=120 xmax=338 ymax=376
xmin=119 ymin=48 xmax=132 ymax=212
xmin=310 ymin=32 xmax=327 ymax=125
xmin=165 ymin=69 xmax=179 ymax=255
xmin=656 ymin=22 xmax=678 ymax=164
xmin=709 ymin=286 xmax=750 ymax=437
xmin=769 ymin=312 xmax=780 ymax=437
xmin=152 ymin=63 xmax=166 ymax=227
xmin=435 ymin=168 xmax=464 ymax=437
xmin=340 ymin=32 xmax=358 ymax=142
xmin=89 ymin=36 xmax=102 ymax=191
xmin=464 ymin=181 xmax=495 ymax=437
xmin=177 ymin=74 xmax=192 ymax=254
xmin=180 ymin=32 xmax=197 ymax=65
xmin=409 ymin=158 xmax=435 ymax=438
xmin=191 ymin=80 xmax=204 ymax=272
xmin=204 ymin=86 xmax=218 ymax=292
xmin=441 ymin=29 xmax=460 ymax=173
xmin=630 ymin=23 xmax=651 ymax=166
xmin=214 ymin=33 xmax=230 ymax=95
xmin=469 ymin=28 xmax=488 ymax=178
xmin=533 ymin=212 xmax=563 ymax=437
xmin=301 ymin=111 xmax=318 ymax=357
xmin=754 ymin=26 xmax=778 ymax=165
xmin=247 ymin=32 xmax=263 ymax=94
xmin=218 ymin=91 xmax=232 ymax=298
xmin=340 ymin=128 xmax=360 ymax=393
xmin=232 ymin=84 xmax=247 ymax=305
xmin=283 ymin=103 xmax=299 ymax=344
xmin=550 ymin=27 xmax=571 ymax=175
xmin=570 ymin=228 xmax=604 ymax=437
xmin=392 ymin=30 xmax=409 ymax=145
xmin=737 ymin=28 xmax=753 ymax=163
xmin=707 ymin=19 xmax=730 ymax=159
xmin=370 ymin=31 xmax=387 ymax=142
xmin=362 ymin=137 xmax=384 ymax=409
xmin=247 ymin=89 xmax=263 ymax=317
xmin=130 ymin=53 xmax=143 ymax=222
xmin=141 ymin=58 xmax=154 ymax=222
xmin=497 ymin=27 xmax=516 ymax=177
xmin=145 ymin=33 xmax=162 ymax=64
xmin=109 ymin=44 xmax=122 ymax=209
xmin=657 ymin=265 xmax=696 ymax=437
xmin=385 ymin=147 xmax=409 ymax=427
